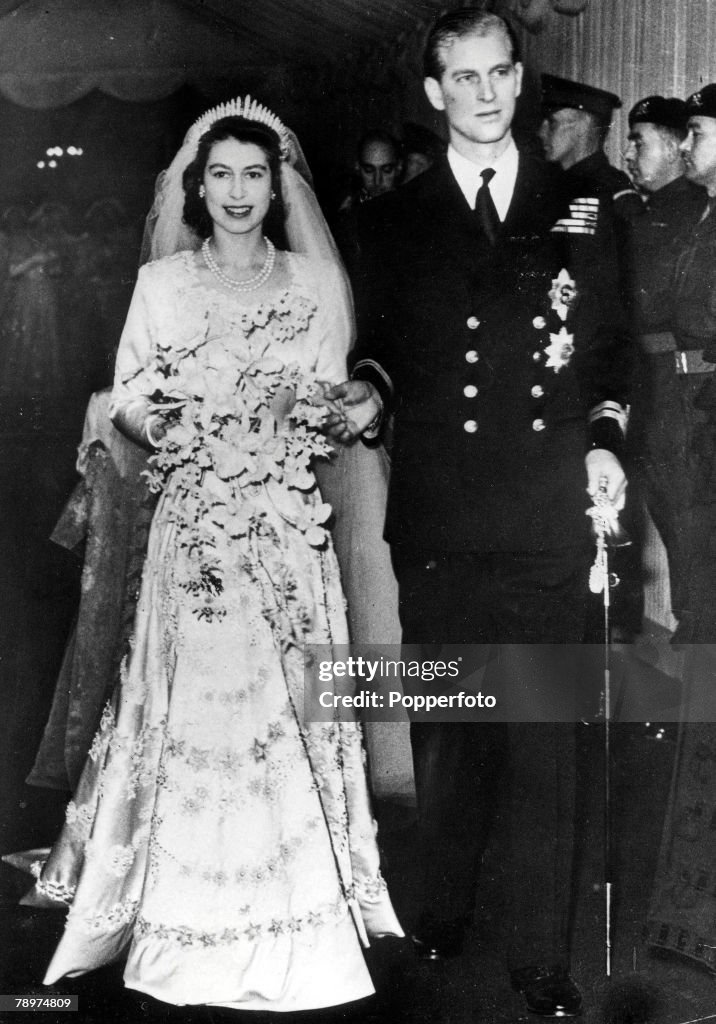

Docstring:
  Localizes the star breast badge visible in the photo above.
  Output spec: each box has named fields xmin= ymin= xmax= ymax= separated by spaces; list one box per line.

xmin=548 ymin=268 xmax=578 ymax=321
xmin=545 ymin=326 xmax=575 ymax=373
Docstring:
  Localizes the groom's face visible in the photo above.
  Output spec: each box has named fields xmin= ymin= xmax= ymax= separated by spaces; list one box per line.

xmin=424 ymin=28 xmax=523 ymax=150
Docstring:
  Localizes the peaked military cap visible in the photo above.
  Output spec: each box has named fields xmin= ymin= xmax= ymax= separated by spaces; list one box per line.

xmin=541 ymin=73 xmax=621 ymax=125
xmin=686 ymin=84 xmax=716 ymax=119
xmin=628 ymin=96 xmax=688 ymax=133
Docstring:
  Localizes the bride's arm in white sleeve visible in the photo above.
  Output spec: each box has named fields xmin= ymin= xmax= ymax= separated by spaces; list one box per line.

xmin=313 ymin=257 xmax=353 ymax=386
xmin=109 ymin=265 xmax=168 ymax=449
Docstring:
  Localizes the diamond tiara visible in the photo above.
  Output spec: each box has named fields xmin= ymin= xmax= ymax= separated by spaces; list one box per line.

xmin=187 ymin=95 xmax=291 ymax=157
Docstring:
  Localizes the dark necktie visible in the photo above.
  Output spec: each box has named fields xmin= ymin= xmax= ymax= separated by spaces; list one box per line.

xmin=474 ymin=167 xmax=500 ymax=245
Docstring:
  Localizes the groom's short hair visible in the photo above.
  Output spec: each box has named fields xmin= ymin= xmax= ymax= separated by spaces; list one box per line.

xmin=423 ymin=9 xmax=521 ymax=82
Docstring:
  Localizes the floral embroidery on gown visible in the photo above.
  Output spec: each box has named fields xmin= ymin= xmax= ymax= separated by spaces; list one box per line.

xmin=31 ymin=249 xmax=402 ymax=1011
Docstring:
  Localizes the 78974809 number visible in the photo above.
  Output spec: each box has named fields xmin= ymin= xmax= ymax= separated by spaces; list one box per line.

xmin=0 ymin=995 xmax=77 ymax=1011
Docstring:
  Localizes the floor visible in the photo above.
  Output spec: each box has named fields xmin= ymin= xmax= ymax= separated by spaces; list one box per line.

xmin=2 ymin=430 xmax=716 ymax=1024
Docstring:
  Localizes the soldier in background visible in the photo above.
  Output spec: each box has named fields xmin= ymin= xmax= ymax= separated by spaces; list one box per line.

xmin=540 ymin=74 xmax=637 ymax=330
xmin=647 ymin=83 xmax=716 ymax=971
xmin=621 ymin=94 xmax=703 ymax=288
xmin=539 ymin=74 xmax=632 ymax=196
xmin=663 ymin=84 xmax=716 ymax=638
xmin=619 ymin=96 xmax=705 ymax=632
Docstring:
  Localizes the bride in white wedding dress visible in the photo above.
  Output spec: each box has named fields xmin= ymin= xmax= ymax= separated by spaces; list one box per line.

xmin=27 ymin=97 xmax=402 ymax=1013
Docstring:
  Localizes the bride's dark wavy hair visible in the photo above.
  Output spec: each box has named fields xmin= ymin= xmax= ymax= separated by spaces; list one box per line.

xmin=182 ymin=116 xmax=287 ymax=246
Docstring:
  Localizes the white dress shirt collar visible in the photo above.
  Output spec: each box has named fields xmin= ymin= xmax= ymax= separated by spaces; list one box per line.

xmin=447 ymin=138 xmax=519 ymax=222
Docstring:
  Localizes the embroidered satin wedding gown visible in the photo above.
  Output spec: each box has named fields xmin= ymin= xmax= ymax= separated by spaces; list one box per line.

xmin=32 ymin=249 xmax=402 ymax=1011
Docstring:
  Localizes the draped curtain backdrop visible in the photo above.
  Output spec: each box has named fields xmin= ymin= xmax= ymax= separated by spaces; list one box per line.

xmin=0 ymin=0 xmax=267 ymax=109
xmin=510 ymin=0 xmax=716 ymax=166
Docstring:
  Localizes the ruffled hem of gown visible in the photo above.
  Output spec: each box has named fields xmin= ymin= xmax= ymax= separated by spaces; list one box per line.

xmin=39 ymin=899 xmax=379 ymax=1009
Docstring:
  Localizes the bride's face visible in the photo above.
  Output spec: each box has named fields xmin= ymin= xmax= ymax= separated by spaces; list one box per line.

xmin=203 ymin=138 xmax=272 ymax=237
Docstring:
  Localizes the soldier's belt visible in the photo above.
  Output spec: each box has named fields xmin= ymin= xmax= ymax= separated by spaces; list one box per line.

xmin=638 ymin=332 xmax=715 ymax=374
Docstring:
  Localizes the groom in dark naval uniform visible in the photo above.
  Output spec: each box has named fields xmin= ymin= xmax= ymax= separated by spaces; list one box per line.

xmin=325 ymin=9 xmax=627 ymax=1017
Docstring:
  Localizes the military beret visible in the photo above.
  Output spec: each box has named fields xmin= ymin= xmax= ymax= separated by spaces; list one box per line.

xmin=628 ymin=96 xmax=688 ymax=133
xmin=686 ymin=83 xmax=716 ymax=119
xmin=541 ymin=73 xmax=621 ymax=125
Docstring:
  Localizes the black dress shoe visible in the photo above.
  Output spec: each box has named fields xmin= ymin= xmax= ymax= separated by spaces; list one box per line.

xmin=510 ymin=965 xmax=582 ymax=1017
xmin=411 ymin=913 xmax=468 ymax=960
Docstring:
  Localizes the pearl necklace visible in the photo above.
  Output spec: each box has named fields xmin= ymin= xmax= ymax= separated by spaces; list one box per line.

xmin=201 ymin=237 xmax=276 ymax=292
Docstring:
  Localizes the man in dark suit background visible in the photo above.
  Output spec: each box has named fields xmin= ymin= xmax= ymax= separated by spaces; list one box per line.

xmin=325 ymin=9 xmax=627 ymax=1017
